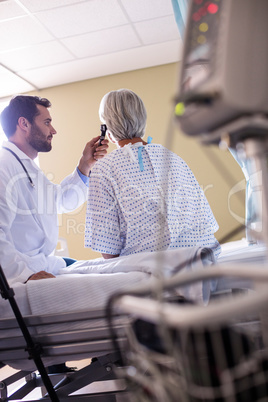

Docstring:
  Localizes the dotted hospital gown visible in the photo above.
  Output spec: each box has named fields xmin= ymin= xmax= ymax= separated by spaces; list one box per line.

xmin=85 ymin=143 xmax=220 ymax=257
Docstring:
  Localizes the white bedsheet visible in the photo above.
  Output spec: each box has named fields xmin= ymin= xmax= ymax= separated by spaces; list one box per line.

xmin=217 ymin=239 xmax=267 ymax=265
xmin=1 ymin=247 xmax=213 ymax=320
xmin=214 ymin=239 xmax=268 ymax=292
xmin=0 ymin=247 xmax=215 ymax=370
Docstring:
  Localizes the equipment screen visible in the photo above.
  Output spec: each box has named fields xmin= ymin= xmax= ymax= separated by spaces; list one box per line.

xmin=181 ymin=0 xmax=222 ymax=92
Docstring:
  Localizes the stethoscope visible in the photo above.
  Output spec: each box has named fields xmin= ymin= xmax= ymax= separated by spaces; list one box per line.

xmin=2 ymin=147 xmax=35 ymax=188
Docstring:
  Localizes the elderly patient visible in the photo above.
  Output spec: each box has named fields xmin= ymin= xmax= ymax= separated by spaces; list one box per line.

xmin=85 ymin=89 xmax=221 ymax=259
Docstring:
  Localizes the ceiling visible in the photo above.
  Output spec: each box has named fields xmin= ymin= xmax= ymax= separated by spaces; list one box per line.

xmin=0 ymin=0 xmax=183 ymax=99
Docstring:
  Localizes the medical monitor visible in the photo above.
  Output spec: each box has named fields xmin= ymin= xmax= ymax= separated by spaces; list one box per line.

xmin=175 ymin=0 xmax=268 ymax=145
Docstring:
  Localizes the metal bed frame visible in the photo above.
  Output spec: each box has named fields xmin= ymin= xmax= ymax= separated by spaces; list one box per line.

xmin=0 ymin=265 xmax=131 ymax=402
xmin=2 ymin=261 xmax=268 ymax=401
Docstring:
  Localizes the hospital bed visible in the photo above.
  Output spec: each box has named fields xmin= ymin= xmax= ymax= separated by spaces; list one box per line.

xmin=0 ymin=247 xmax=214 ymax=401
xmin=0 ymin=241 xmax=267 ymax=402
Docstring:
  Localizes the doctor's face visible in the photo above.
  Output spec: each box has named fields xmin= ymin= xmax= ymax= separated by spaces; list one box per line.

xmin=27 ymin=105 xmax=57 ymax=152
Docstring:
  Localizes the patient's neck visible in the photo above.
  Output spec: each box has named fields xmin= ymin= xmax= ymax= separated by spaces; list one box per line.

xmin=118 ymin=138 xmax=146 ymax=148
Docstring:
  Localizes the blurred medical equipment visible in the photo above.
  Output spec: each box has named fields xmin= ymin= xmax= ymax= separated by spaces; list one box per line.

xmin=112 ymin=265 xmax=268 ymax=402
xmin=175 ymin=0 xmax=268 ymax=247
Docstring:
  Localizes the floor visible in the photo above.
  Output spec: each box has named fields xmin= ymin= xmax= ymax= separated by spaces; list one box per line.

xmin=0 ymin=359 xmax=87 ymax=400
xmin=0 ymin=358 xmax=126 ymax=400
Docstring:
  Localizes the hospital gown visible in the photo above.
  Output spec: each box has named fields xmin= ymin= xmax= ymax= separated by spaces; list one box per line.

xmin=85 ymin=142 xmax=221 ymax=257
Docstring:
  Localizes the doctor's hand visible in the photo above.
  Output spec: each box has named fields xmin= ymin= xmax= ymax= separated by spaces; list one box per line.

xmin=26 ymin=271 xmax=56 ymax=281
xmin=78 ymin=135 xmax=109 ymax=177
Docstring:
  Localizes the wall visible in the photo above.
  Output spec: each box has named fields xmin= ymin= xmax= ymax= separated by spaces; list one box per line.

xmin=32 ymin=62 xmax=245 ymax=260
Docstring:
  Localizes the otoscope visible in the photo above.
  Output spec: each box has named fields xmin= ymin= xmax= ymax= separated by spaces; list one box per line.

xmin=99 ymin=124 xmax=107 ymax=146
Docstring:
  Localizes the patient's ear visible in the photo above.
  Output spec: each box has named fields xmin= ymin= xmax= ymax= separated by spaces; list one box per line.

xmin=107 ymin=132 xmax=117 ymax=144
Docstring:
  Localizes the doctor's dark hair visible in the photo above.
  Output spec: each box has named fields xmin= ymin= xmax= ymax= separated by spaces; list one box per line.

xmin=0 ymin=95 xmax=51 ymax=138
xmin=99 ymin=89 xmax=147 ymax=141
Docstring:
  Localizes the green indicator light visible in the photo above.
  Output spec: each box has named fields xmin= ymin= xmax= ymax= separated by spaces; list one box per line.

xmin=175 ymin=102 xmax=185 ymax=116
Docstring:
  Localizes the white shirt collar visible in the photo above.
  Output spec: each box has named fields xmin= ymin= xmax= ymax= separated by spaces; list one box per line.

xmin=2 ymin=140 xmax=31 ymax=160
xmin=2 ymin=140 xmax=40 ymax=168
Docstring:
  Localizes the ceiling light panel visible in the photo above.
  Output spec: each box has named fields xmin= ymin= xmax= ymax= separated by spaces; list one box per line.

xmin=61 ymin=25 xmax=140 ymax=58
xmin=35 ymin=0 xmax=128 ymax=39
xmin=0 ymin=16 xmax=53 ymax=52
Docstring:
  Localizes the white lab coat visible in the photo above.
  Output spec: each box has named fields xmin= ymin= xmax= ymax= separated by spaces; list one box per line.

xmin=0 ymin=141 xmax=88 ymax=285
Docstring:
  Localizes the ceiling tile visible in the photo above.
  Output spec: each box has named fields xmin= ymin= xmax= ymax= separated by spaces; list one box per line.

xmin=121 ymin=0 xmax=174 ymax=22
xmin=0 ymin=0 xmax=26 ymax=21
xmin=62 ymin=25 xmax=140 ymax=58
xmin=0 ymin=64 xmax=35 ymax=98
xmin=135 ymin=16 xmax=180 ymax=45
xmin=35 ymin=0 xmax=128 ymax=39
xmin=19 ymin=0 xmax=82 ymax=13
xmin=0 ymin=16 xmax=53 ymax=52
xmin=0 ymin=41 xmax=74 ymax=71
xmin=18 ymin=40 xmax=182 ymax=90
xmin=0 ymin=0 xmax=183 ymax=99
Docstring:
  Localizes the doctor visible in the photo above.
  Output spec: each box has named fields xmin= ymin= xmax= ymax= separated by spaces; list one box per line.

xmin=0 ymin=95 xmax=108 ymax=285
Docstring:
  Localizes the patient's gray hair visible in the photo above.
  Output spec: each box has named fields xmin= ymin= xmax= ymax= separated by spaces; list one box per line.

xmin=99 ymin=89 xmax=147 ymax=141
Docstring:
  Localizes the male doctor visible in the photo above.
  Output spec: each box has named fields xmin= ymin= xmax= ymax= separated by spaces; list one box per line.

xmin=0 ymin=95 xmax=108 ymax=285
